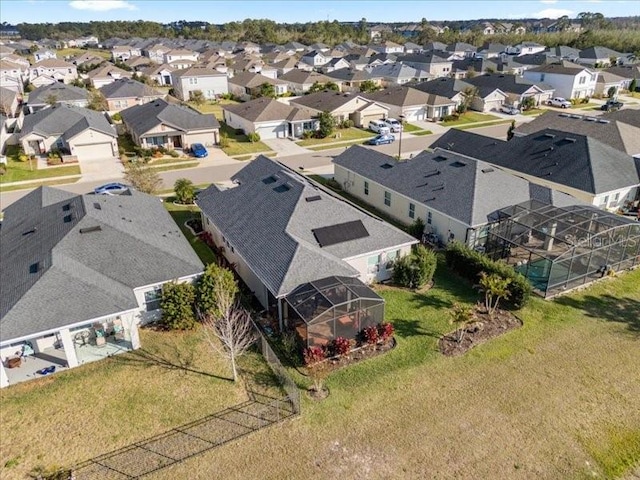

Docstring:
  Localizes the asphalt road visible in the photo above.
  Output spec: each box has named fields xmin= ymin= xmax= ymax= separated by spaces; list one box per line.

xmin=0 ymin=123 xmax=511 ymax=210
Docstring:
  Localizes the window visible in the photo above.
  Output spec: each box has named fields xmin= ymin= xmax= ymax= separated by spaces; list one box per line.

xmin=367 ymin=255 xmax=380 ymax=273
xmin=614 ymin=192 xmax=620 ymax=202
xmin=409 ymin=202 xmax=415 ymax=219
xmin=427 ymin=211 xmax=432 ymax=225
xmin=364 ymin=181 xmax=369 ymax=195
xmin=385 ymin=249 xmax=400 ymax=269
xmin=539 ymin=74 xmax=545 ymax=82
xmin=384 ymin=191 xmax=391 ymax=207
xmin=144 ymin=287 xmax=162 ymax=312
xmin=579 ymin=76 xmax=586 ymax=85
xmin=189 ymin=77 xmax=198 ymax=85
xmin=601 ymin=195 xmax=609 ymax=206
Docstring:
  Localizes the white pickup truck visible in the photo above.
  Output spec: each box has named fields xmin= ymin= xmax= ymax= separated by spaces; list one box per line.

xmin=547 ymin=97 xmax=572 ymax=108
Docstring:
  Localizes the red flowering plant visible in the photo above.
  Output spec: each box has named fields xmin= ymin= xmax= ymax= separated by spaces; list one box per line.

xmin=329 ymin=337 xmax=351 ymax=357
xmin=303 ymin=346 xmax=325 ymax=366
xmin=303 ymin=346 xmax=328 ymax=393
xmin=362 ymin=325 xmax=379 ymax=346
xmin=377 ymin=322 xmax=395 ymax=343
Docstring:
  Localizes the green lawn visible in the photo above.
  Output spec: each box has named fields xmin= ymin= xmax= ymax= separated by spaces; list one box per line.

xmin=410 ymin=130 xmax=434 ymax=136
xmin=219 ymin=124 xmax=274 ymax=156
xmin=402 ymin=123 xmax=423 ymax=133
xmin=148 ymin=162 xmax=199 ymax=173
xmin=0 ymin=177 xmax=81 ymax=193
xmin=0 ymin=147 xmax=81 ymax=184
xmin=442 ymin=111 xmax=502 ymax=126
xmin=455 ymin=119 xmax=513 ymax=130
xmin=308 ymin=139 xmax=370 ymax=151
xmin=190 ymin=99 xmax=240 ymax=121
xmin=164 ymin=201 xmax=217 ymax=265
xmin=571 ymin=102 xmax=600 ymax=110
xmin=521 ymin=108 xmax=544 ymax=116
xmin=295 ymin=127 xmax=374 ymax=147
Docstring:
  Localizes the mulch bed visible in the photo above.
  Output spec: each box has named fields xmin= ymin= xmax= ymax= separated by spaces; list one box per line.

xmin=439 ymin=307 xmax=522 ymax=356
xmin=313 ymin=337 xmax=397 ymax=374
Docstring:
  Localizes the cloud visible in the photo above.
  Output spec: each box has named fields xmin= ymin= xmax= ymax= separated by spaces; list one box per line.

xmin=533 ymin=8 xmax=574 ymax=18
xmin=540 ymin=0 xmax=558 ymax=4
xmin=69 ymin=1 xmax=137 ymax=11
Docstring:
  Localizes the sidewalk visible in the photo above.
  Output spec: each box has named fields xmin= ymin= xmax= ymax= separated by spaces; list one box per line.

xmin=262 ymin=138 xmax=310 ymax=157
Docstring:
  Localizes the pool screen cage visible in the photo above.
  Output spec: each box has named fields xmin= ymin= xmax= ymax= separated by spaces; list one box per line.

xmin=484 ymin=200 xmax=640 ymax=297
xmin=285 ymin=276 xmax=385 ymax=349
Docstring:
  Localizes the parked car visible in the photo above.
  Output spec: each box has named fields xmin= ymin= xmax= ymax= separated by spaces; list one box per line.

xmin=94 ymin=182 xmax=129 ymax=195
xmin=191 ymin=143 xmax=208 ymax=158
xmin=366 ymin=134 xmax=395 ymax=145
xmin=547 ymin=97 xmax=572 ymax=108
xmin=382 ymin=118 xmax=403 ymax=133
xmin=500 ymin=105 xmax=520 ymax=115
xmin=368 ymin=120 xmax=390 ymax=134
xmin=601 ymin=99 xmax=623 ymax=111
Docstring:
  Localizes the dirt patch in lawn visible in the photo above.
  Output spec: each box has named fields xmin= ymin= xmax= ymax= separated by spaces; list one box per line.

xmin=439 ymin=307 xmax=522 ymax=356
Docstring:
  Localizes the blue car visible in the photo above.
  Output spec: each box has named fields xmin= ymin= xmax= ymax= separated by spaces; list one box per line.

xmin=191 ymin=143 xmax=208 ymax=158
xmin=94 ymin=182 xmax=129 ymax=195
xmin=366 ymin=134 xmax=395 ymax=146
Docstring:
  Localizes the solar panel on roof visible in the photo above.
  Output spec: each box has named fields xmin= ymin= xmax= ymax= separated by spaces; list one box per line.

xmin=312 ymin=220 xmax=370 ymax=247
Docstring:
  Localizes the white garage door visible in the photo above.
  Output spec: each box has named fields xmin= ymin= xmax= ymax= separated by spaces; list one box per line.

xmin=256 ymin=124 xmax=287 ymax=140
xmin=74 ymin=143 xmax=115 ymax=161
xmin=484 ymin=100 xmax=503 ymax=112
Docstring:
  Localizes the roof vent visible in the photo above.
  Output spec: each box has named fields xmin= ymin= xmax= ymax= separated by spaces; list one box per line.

xmin=63 ymin=214 xmax=73 ymax=223
xmin=597 ymin=119 xmax=610 ymax=124
xmin=564 ymin=137 xmax=577 ymax=143
xmin=62 ymin=203 xmax=71 ymax=212
xmin=305 ymin=195 xmax=321 ymax=202
xmin=381 ymin=163 xmax=394 ymax=169
xmin=274 ymin=183 xmax=291 ymax=193
xmin=432 ymin=183 xmax=445 ymax=191
xmin=79 ymin=225 xmax=102 ymax=234
xmin=584 ymin=117 xmax=596 ymax=122
xmin=450 ymin=161 xmax=467 ymax=168
xmin=433 ymin=155 xmax=448 ymax=162
xmin=558 ymin=113 xmax=570 ymax=117
xmin=29 ymin=262 xmax=40 ymax=274
xmin=424 ymin=196 xmax=437 ymax=202
xmin=93 ymin=202 xmax=102 ymax=210
xmin=544 ymin=133 xmax=556 ymax=138
xmin=22 ymin=228 xmax=37 ymax=236
xmin=262 ymin=174 xmax=279 ymax=184
xmin=481 ymin=167 xmax=494 ymax=173
xmin=569 ymin=114 xmax=581 ymax=119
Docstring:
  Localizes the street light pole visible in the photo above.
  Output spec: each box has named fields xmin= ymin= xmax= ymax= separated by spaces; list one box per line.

xmin=398 ymin=114 xmax=405 ymax=160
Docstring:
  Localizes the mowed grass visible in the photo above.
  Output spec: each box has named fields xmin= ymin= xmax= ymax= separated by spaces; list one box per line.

xmin=164 ymin=201 xmax=216 ymax=265
xmin=219 ymin=124 xmax=274 ymax=156
xmin=296 ymin=127 xmax=374 ymax=147
xmin=442 ymin=111 xmax=501 ymax=126
xmin=0 ymin=147 xmax=81 ymax=184
xmin=190 ymin=99 xmax=240 ymax=121
xmin=455 ymin=119 xmax=514 ymax=130
xmin=0 ymin=328 xmax=273 ymax=479
xmin=152 ymin=267 xmax=640 ymax=480
xmin=0 ymin=177 xmax=81 ymax=193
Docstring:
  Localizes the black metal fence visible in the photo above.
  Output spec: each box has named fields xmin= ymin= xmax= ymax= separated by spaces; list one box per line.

xmin=66 ymin=324 xmax=300 ymax=479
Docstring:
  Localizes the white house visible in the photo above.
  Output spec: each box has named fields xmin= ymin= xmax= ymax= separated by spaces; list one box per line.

xmin=33 ymin=49 xmax=57 ymax=62
xmin=171 ymin=66 xmax=229 ymax=101
xmin=30 ymin=59 xmax=78 ymax=84
xmin=163 ymin=48 xmax=199 ymax=64
xmin=524 ymin=63 xmax=597 ymax=99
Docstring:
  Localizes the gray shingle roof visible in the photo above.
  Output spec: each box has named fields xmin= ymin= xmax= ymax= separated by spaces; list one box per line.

xmin=278 ymin=69 xmax=331 ymax=85
xmin=120 ymin=98 xmax=219 ymax=137
xmin=430 ymin=128 xmax=640 ymax=195
xmin=222 ymin=97 xmax=312 ymax=123
xmin=333 ymin=145 xmax=576 ymax=227
xmin=465 ymin=73 xmax=553 ymax=95
xmin=290 ymin=91 xmax=371 ymax=112
xmin=0 ymin=187 xmax=204 ymax=342
xmin=99 ymin=78 xmax=164 ymax=100
xmin=228 ymin=71 xmax=287 ymax=88
xmin=27 ymin=83 xmax=90 ymax=106
xmin=19 ymin=104 xmax=116 ymax=140
xmin=196 ymin=156 xmax=416 ymax=298
xmin=363 ymin=86 xmax=433 ymax=107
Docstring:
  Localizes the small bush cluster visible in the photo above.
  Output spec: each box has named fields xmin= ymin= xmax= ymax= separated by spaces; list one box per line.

xmin=362 ymin=325 xmax=379 ymax=345
xmin=392 ymin=245 xmax=437 ymax=289
xmin=442 ymin=114 xmax=458 ymax=122
xmin=303 ymin=346 xmax=325 ymax=366
xmin=247 ymin=132 xmax=261 ymax=143
xmin=329 ymin=337 xmax=351 ymax=357
xmin=339 ymin=119 xmax=354 ymax=129
xmin=445 ymin=242 xmax=531 ymax=309
xmin=303 ymin=322 xmax=395 ymax=362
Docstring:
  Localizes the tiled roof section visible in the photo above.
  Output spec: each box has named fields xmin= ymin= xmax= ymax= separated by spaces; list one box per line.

xmin=278 ymin=69 xmax=331 ymax=84
xmin=28 ymin=83 xmax=90 ymax=105
xmin=196 ymin=156 xmax=416 ymax=297
xmin=99 ymin=78 xmax=164 ymax=99
xmin=228 ymin=71 xmax=287 ymax=88
xmin=362 ymin=86 xmax=433 ymax=107
xmin=527 ymin=63 xmax=591 ymax=75
xmin=0 ymin=187 xmax=203 ymax=341
xmin=120 ymin=98 xmax=219 ymax=136
xmin=430 ymin=128 xmax=640 ymax=194
xmin=19 ymin=104 xmax=116 ymax=139
xmin=33 ymin=58 xmax=75 ymax=68
xmin=290 ymin=90 xmax=371 ymax=112
xmin=172 ymin=66 xmax=226 ymax=78
xmin=222 ymin=97 xmax=312 ymax=123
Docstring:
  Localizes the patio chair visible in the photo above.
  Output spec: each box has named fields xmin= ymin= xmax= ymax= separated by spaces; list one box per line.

xmin=21 ymin=342 xmax=35 ymax=361
xmin=112 ymin=319 xmax=125 ymax=342
xmin=93 ymin=323 xmax=106 ymax=347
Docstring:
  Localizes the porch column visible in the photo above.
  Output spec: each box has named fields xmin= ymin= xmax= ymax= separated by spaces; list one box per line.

xmin=59 ymin=328 xmax=78 ymax=368
xmin=0 ymin=363 xmax=8 ymax=388
xmin=278 ymin=299 xmax=283 ymax=332
xmin=123 ymin=313 xmax=141 ymax=349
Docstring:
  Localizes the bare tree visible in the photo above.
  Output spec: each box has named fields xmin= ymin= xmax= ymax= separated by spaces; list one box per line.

xmin=200 ymin=297 xmax=256 ymax=382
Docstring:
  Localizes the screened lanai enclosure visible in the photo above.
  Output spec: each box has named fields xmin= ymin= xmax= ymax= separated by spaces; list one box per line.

xmin=285 ymin=276 xmax=384 ymax=348
xmin=484 ymin=200 xmax=640 ymax=298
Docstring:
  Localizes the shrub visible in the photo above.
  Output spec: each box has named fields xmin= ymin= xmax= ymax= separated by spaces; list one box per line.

xmin=330 ymin=337 xmax=351 ymax=357
xmin=111 ymin=112 xmax=122 ymax=121
xmin=174 ymin=178 xmax=195 ymax=204
xmin=303 ymin=346 xmax=325 ymax=365
xmin=168 ymin=149 xmax=180 ymax=158
xmin=444 ymin=242 xmax=531 ymax=309
xmin=340 ymin=119 xmax=354 ymax=129
xmin=160 ymin=281 xmax=197 ymax=330
xmin=362 ymin=325 xmax=379 ymax=345
xmin=443 ymin=114 xmax=458 ymax=122
xmin=407 ymin=218 xmax=425 ymax=240
xmin=378 ymin=322 xmax=394 ymax=342
xmin=301 ymin=130 xmax=314 ymax=139
xmin=219 ymin=131 xmax=230 ymax=148
xmin=247 ymin=132 xmax=261 ymax=143
xmin=392 ymin=245 xmax=437 ymax=289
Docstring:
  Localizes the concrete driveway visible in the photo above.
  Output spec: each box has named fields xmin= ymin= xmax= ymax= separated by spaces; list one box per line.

xmin=262 ymin=138 xmax=310 ymax=157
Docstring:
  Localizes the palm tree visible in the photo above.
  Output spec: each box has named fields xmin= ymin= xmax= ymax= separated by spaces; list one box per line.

xmin=478 ymin=272 xmax=511 ymax=317
xmin=449 ymin=303 xmax=474 ymax=344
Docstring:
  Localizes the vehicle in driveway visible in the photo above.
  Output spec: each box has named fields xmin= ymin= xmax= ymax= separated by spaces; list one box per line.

xmin=547 ymin=97 xmax=572 ymax=108
xmin=368 ymin=120 xmax=390 ymax=134
xmin=382 ymin=118 xmax=403 ymax=133
xmin=601 ymin=99 xmax=623 ymax=111
xmin=366 ymin=134 xmax=395 ymax=145
xmin=94 ymin=182 xmax=130 ymax=195
xmin=500 ymin=105 xmax=520 ymax=115
xmin=191 ymin=143 xmax=208 ymax=158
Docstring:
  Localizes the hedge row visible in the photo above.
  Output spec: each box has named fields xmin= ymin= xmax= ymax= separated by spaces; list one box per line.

xmin=444 ymin=242 xmax=532 ymax=309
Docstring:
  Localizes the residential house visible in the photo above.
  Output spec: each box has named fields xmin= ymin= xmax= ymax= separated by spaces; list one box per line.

xmin=222 ymin=97 xmax=316 ymax=139
xmin=26 ymin=83 xmax=90 ymax=113
xmin=141 ymin=63 xmax=175 ymax=86
xmin=395 ymin=24 xmax=422 ymax=39
xmin=111 ymin=45 xmax=142 ymax=61
xmin=196 ymin=156 xmax=417 ymax=324
xmin=0 ymin=45 xmax=15 ymax=58
xmin=514 ymin=111 xmax=640 ymax=158
xmin=445 ymin=43 xmax=477 ymax=59
xmin=228 ymin=72 xmax=288 ymax=101
xmin=0 ymin=186 xmax=204 ymax=388
xmin=278 ymin=70 xmax=333 ymax=95
xmin=87 ymin=63 xmax=133 ymax=88
xmin=1 ymin=54 xmax=30 ymax=69
xmin=74 ymin=35 xmax=99 ymax=48
xmin=99 ymin=79 xmax=165 ymax=112
xmin=325 ymin=68 xmax=382 ymax=93
xmin=547 ymin=46 xmax=581 ymax=62
xmin=595 ymin=71 xmax=628 ymax=97
xmin=0 ymin=86 xmax=21 ymax=118
xmin=171 ymin=66 xmax=229 ymax=101
xmin=124 ymin=55 xmax=153 ymax=71
xmin=396 ymin=52 xmax=454 ymax=77
xmin=0 ymin=114 xmax=9 ymax=154
xmin=410 ymin=77 xmax=469 ymax=108
xmin=465 ymin=73 xmax=554 ymax=108
xmin=320 ymin=57 xmax=351 ymax=73
xmin=33 ymin=49 xmax=57 ymax=62
xmin=120 ymin=98 xmax=220 ymax=149
xmin=144 ymin=44 xmax=171 ymax=63
xmin=577 ymin=47 xmax=624 ymax=67
xmin=300 ymin=50 xmax=330 ymax=67
xmin=403 ymin=42 xmax=422 ymax=54
xmin=0 ymin=58 xmax=28 ymax=92
xmin=523 ymin=63 xmax=597 ymax=99
xmin=430 ymin=128 xmax=640 ymax=210
xmin=19 ymin=104 xmax=118 ymax=160
xmin=451 ymin=57 xmax=500 ymax=78
xmin=163 ymin=48 xmax=199 ymax=64
xmin=506 ymin=42 xmax=546 ymax=56
xmin=30 ymin=59 xmax=78 ymax=84
xmin=475 ymin=43 xmax=508 ymax=60
xmin=371 ymin=41 xmax=404 ymax=55
xmin=480 ymin=22 xmax=496 ymax=35
xmin=369 ymin=25 xmax=393 ymax=41
xmin=365 ymin=63 xmax=431 ymax=87
xmin=71 ymin=52 xmax=105 ymax=68
xmin=364 ymin=85 xmax=456 ymax=121
xmin=289 ymin=90 xmax=390 ymax=127
xmin=307 ymin=43 xmax=330 ymax=52
xmin=602 ymin=65 xmax=640 ymax=91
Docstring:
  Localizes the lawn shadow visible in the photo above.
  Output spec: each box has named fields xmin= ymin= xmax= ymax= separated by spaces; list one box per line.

xmin=111 ymin=348 xmax=234 ymax=382
xmin=392 ymin=318 xmax=443 ymax=340
xmin=554 ymin=294 xmax=640 ymax=335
